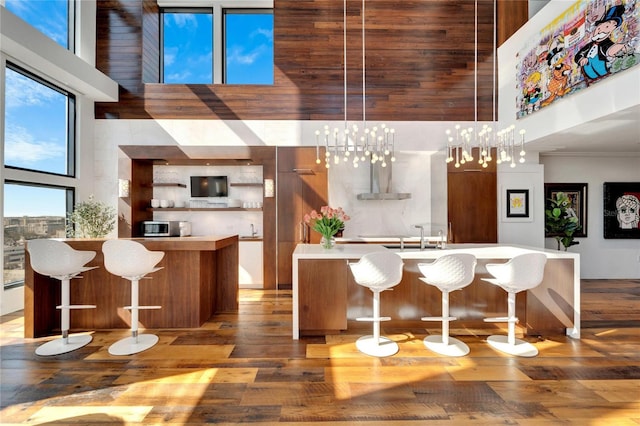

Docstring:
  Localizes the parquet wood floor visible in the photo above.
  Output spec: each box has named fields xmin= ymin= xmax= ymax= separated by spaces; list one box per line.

xmin=1 ymin=279 xmax=639 ymax=425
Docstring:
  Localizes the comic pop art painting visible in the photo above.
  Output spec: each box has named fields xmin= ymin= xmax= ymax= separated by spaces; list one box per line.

xmin=516 ymin=0 xmax=639 ymax=118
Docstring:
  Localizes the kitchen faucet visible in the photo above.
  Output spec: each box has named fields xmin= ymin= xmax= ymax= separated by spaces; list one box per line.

xmin=250 ymin=223 xmax=258 ymax=237
xmin=414 ymin=225 xmax=425 ymax=251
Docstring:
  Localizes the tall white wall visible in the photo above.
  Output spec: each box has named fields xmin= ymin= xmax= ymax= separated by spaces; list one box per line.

xmin=497 ymin=0 xmax=640 ymax=279
xmin=497 ymin=163 xmax=545 ymax=248
xmin=541 ymin=155 xmax=640 ymax=279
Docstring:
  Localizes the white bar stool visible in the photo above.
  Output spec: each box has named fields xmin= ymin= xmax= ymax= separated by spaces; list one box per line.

xmin=27 ymin=239 xmax=97 ymax=356
xmin=418 ymin=253 xmax=477 ymax=356
xmin=349 ymin=251 xmax=404 ymax=357
xmin=102 ymin=240 xmax=164 ymax=356
xmin=483 ymin=253 xmax=548 ymax=357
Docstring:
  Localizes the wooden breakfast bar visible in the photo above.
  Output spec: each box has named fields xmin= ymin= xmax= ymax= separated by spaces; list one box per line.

xmin=292 ymin=244 xmax=580 ymax=340
xmin=24 ymin=236 xmax=239 ymax=338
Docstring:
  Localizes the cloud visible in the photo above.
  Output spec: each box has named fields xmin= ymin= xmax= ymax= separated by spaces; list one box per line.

xmin=171 ymin=13 xmax=199 ymax=28
xmin=189 ymin=52 xmax=213 ymax=67
xmin=6 ymin=0 xmax=68 ymax=47
xmin=38 ymin=18 xmax=67 ymax=46
xmin=227 ymin=45 xmax=268 ymax=65
xmin=166 ymin=70 xmax=193 ymax=82
xmin=164 ymin=48 xmax=178 ymax=67
xmin=226 ymin=25 xmax=273 ymax=66
xmin=253 ymin=28 xmax=274 ymax=41
xmin=4 ymin=68 xmax=61 ymax=109
xmin=4 ymin=124 xmax=66 ymax=164
xmin=4 ymin=0 xmax=29 ymax=13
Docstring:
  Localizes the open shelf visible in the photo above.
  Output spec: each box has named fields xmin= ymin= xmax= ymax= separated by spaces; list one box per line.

xmin=148 ymin=183 xmax=187 ymax=188
xmin=148 ymin=207 xmax=262 ymax=212
xmin=229 ymin=183 xmax=263 ymax=187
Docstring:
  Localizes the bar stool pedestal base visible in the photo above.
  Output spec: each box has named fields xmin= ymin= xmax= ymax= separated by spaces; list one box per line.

xmin=36 ymin=334 xmax=92 ymax=356
xmin=423 ymin=335 xmax=470 ymax=357
xmin=487 ymin=335 xmax=538 ymax=357
xmin=109 ymin=334 xmax=159 ymax=356
xmin=356 ymin=335 xmax=399 ymax=357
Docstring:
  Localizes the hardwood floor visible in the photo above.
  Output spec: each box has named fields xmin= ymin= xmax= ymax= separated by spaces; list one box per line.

xmin=1 ymin=279 xmax=639 ymax=425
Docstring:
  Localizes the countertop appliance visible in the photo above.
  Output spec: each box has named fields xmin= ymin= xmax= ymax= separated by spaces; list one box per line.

xmin=179 ymin=221 xmax=192 ymax=237
xmin=141 ymin=220 xmax=181 ymax=237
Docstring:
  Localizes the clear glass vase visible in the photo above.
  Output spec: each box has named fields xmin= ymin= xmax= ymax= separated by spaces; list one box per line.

xmin=320 ymin=235 xmax=335 ymax=249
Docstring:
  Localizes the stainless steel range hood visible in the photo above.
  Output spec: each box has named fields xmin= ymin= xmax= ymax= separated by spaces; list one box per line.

xmin=357 ymin=161 xmax=411 ymax=200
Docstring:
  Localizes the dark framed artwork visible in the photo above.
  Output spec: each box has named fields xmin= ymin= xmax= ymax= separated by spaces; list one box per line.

xmin=544 ymin=183 xmax=588 ymax=237
xmin=603 ymin=182 xmax=640 ymax=239
xmin=506 ymin=189 xmax=529 ymax=218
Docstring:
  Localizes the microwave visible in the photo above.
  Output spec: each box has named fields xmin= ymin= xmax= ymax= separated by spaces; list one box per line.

xmin=141 ymin=221 xmax=181 ymax=237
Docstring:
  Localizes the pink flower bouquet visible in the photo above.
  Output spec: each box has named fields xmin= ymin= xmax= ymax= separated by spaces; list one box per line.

xmin=304 ymin=206 xmax=350 ymax=247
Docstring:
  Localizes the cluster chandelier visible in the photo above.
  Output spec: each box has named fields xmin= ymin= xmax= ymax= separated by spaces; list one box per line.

xmin=445 ymin=0 xmax=526 ymax=169
xmin=314 ymin=0 xmax=396 ymax=169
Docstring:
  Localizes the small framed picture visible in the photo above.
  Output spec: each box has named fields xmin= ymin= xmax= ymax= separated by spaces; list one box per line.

xmin=506 ymin=189 xmax=529 ymax=218
xmin=603 ymin=182 xmax=640 ymax=239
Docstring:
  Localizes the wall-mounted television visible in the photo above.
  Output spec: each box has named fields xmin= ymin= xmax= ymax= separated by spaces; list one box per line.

xmin=190 ymin=176 xmax=228 ymax=197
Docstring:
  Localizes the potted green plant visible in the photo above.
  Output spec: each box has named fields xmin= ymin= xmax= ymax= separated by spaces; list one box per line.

xmin=66 ymin=195 xmax=116 ymax=238
xmin=545 ymin=191 xmax=581 ymax=251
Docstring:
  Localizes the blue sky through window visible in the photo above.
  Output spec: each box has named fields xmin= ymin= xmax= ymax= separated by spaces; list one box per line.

xmin=3 ymin=67 xmax=71 ymax=217
xmin=163 ymin=9 xmax=274 ymax=84
xmin=4 ymin=184 xmax=67 ymax=217
xmin=5 ymin=0 xmax=69 ymax=49
xmin=225 ymin=13 xmax=274 ymax=84
xmin=4 ymin=1 xmax=70 ymax=217
xmin=163 ymin=12 xmax=214 ymax=83
xmin=4 ymin=68 xmax=69 ymax=176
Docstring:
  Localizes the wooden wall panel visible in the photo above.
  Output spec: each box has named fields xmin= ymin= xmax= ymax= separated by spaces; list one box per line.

xmin=95 ymin=0 xmax=527 ymax=122
xmin=447 ymin=147 xmax=498 ymax=243
xmin=498 ymin=0 xmax=529 ymax=46
xmin=142 ymin=0 xmax=159 ymax=84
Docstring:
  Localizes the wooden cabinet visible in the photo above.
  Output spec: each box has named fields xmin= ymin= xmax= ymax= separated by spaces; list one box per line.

xmin=124 ymin=159 xmax=154 ymax=237
xmin=24 ymin=236 xmax=239 ymax=337
xmin=277 ymin=147 xmax=328 ymax=287
xmin=119 ymin=145 xmax=277 ymax=289
xmin=294 ymin=254 xmax=573 ymax=338
xmin=298 ymin=259 xmax=348 ymax=333
xmin=447 ymin=148 xmax=497 ymax=243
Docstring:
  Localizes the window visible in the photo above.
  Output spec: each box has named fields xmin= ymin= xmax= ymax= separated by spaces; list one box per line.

xmin=3 ymin=63 xmax=77 ymax=291
xmin=162 ymin=9 xmax=214 ymax=84
xmin=224 ymin=10 xmax=274 ymax=84
xmin=3 ymin=183 xmax=73 ymax=290
xmin=4 ymin=63 xmax=76 ymax=176
xmin=161 ymin=4 xmax=273 ymax=84
xmin=4 ymin=0 xmax=74 ymax=51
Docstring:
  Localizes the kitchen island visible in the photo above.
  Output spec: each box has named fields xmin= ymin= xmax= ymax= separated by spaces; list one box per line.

xmin=292 ymin=244 xmax=580 ymax=340
xmin=24 ymin=235 xmax=238 ymax=338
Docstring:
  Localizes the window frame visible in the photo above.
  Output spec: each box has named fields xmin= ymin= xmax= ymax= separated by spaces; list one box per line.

xmin=68 ymin=0 xmax=76 ymax=53
xmin=222 ymin=8 xmax=274 ymax=84
xmin=160 ymin=7 xmax=214 ymax=84
xmin=3 ymin=180 xmax=75 ymax=291
xmin=4 ymin=62 xmax=77 ymax=178
xmin=159 ymin=0 xmax=273 ymax=85
xmin=2 ymin=59 xmax=78 ymax=291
